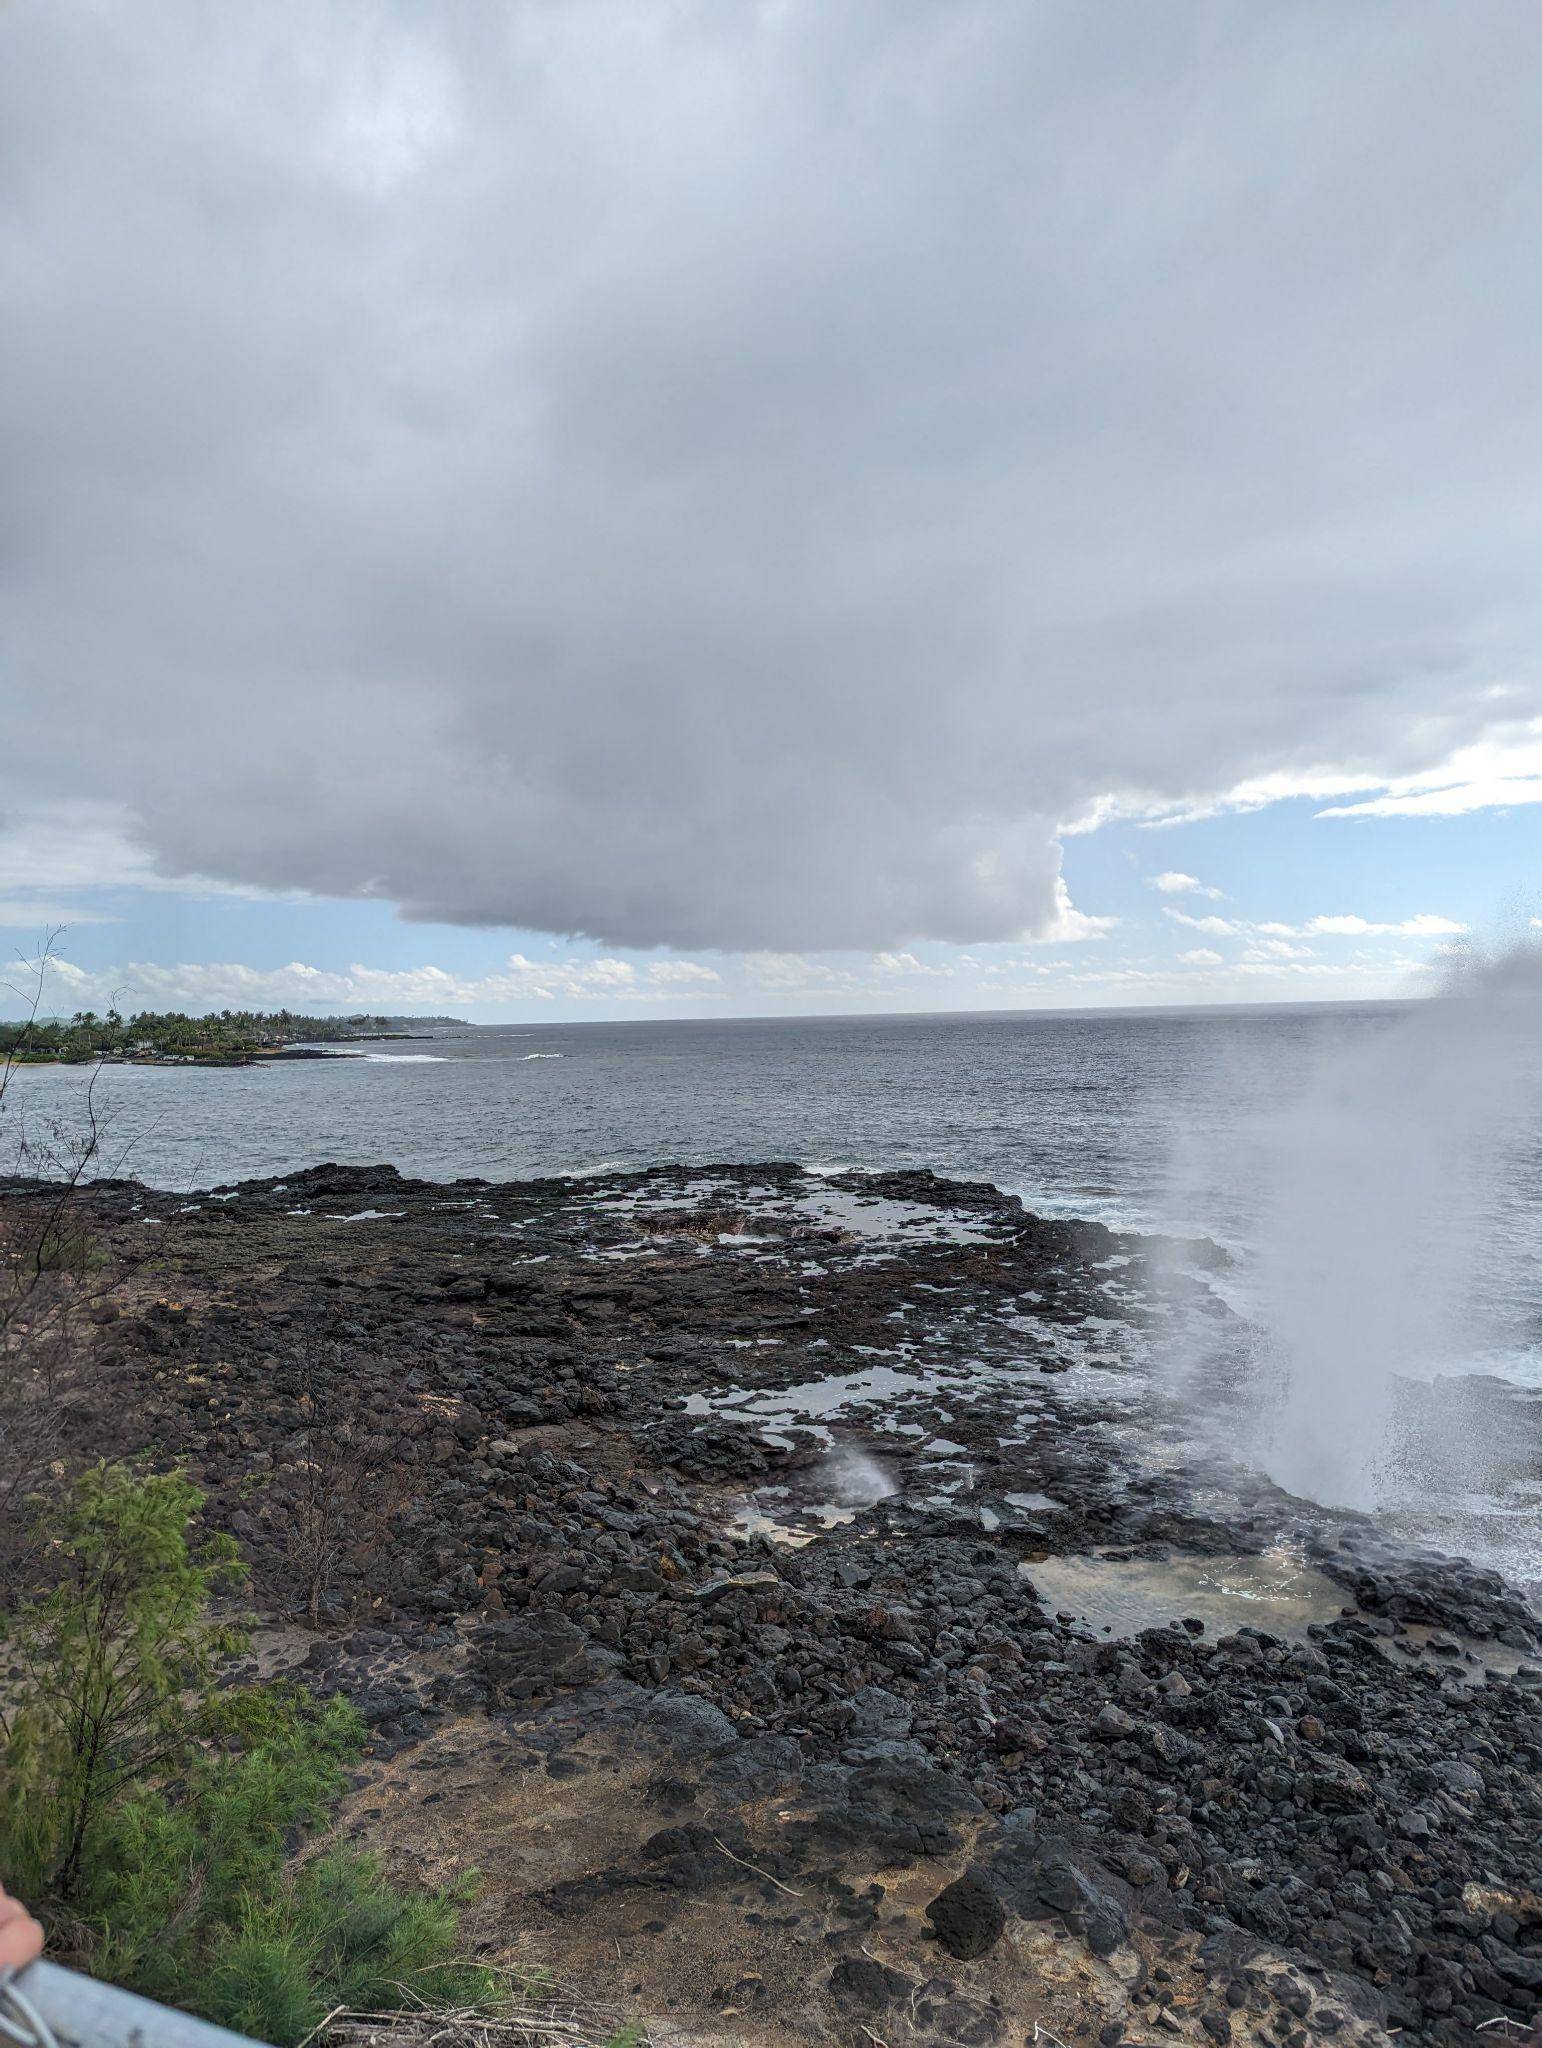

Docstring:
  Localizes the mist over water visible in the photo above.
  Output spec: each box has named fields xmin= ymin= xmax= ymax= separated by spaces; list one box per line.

xmin=1197 ymin=946 xmax=1542 ymax=1518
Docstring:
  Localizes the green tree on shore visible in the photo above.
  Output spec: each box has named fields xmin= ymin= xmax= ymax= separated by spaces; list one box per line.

xmin=0 ymin=1465 xmax=499 ymax=2045
xmin=0 ymin=1465 xmax=247 ymax=1899
xmin=0 ymin=1009 xmax=437 ymax=1064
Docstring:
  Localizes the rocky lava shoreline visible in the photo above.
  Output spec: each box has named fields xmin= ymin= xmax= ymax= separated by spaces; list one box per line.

xmin=13 ymin=1161 xmax=1541 ymax=2048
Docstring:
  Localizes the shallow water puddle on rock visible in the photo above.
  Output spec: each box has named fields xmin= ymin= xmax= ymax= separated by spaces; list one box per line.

xmin=729 ymin=1506 xmax=818 ymax=1547
xmin=1023 ymin=1544 xmax=1348 ymax=1641
xmin=685 ymin=1360 xmax=930 ymax=1422
xmin=766 ymin=1184 xmax=1008 ymax=1249
xmin=728 ymin=1445 xmax=898 ymax=1544
xmin=584 ymin=1171 xmax=1009 ymax=1256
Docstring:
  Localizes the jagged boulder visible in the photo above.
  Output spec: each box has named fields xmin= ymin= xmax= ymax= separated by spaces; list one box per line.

xmin=470 ymin=1613 xmax=619 ymax=1703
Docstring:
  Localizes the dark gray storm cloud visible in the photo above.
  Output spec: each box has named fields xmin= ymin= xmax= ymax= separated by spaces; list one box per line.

xmin=3 ymin=1 xmax=1540 ymax=949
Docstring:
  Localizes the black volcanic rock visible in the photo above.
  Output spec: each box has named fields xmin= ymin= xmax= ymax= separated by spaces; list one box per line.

xmin=471 ymin=1614 xmax=620 ymax=1702
xmin=6 ymin=1156 xmax=1538 ymax=2047
xmin=926 ymin=1874 xmax=1007 ymax=1958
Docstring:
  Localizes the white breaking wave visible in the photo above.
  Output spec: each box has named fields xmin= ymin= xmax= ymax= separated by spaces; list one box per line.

xmin=363 ymin=1053 xmax=447 ymax=1062
xmin=520 ymin=1052 xmax=565 ymax=1059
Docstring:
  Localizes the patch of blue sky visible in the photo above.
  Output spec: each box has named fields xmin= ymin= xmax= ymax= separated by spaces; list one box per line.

xmin=3 ymin=797 xmax=1535 ymax=1021
xmin=1059 ymin=799 xmax=1541 ymax=942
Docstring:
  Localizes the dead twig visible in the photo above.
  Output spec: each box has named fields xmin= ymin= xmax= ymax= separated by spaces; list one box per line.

xmin=709 ymin=1833 xmax=803 ymax=1898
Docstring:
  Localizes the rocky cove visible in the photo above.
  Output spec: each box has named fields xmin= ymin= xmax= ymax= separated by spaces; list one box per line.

xmin=11 ymin=1160 xmax=1541 ymax=2048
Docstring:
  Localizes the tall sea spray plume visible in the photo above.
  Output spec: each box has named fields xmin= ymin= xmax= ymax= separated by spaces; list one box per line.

xmin=1164 ymin=938 xmax=1542 ymax=1520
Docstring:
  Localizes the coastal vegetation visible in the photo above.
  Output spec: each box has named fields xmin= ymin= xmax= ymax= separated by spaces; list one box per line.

xmin=0 ymin=1464 xmax=502 ymax=2046
xmin=0 ymin=955 xmax=512 ymax=2039
xmin=0 ymin=1009 xmax=464 ymax=1066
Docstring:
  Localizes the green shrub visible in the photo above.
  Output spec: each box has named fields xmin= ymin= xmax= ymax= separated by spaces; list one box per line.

xmin=197 ymin=1852 xmax=492 ymax=2042
xmin=0 ymin=1463 xmax=248 ymax=1900
xmin=89 ymin=1686 xmax=498 ymax=2041
xmin=0 ymin=1465 xmax=502 ymax=2046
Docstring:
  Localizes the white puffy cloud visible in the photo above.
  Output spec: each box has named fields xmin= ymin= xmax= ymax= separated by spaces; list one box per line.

xmin=1246 ymin=938 xmax=1315 ymax=961
xmin=1316 ymin=724 xmax=1542 ymax=819
xmin=3 ymin=5 xmax=1541 ymax=950
xmin=1030 ymin=882 xmax=1118 ymax=944
xmin=1149 ymin=872 xmax=1221 ymax=898
xmin=38 ymin=953 xmax=726 ymax=1014
xmin=1327 ymin=778 xmax=1542 ymax=820
xmin=1165 ymin=908 xmax=1465 ymax=942
xmin=873 ymin=952 xmax=951 ymax=978
xmin=1304 ymin=913 xmax=1466 ymax=937
xmin=645 ymin=960 xmax=721 ymax=986
xmin=1127 ymin=725 xmax=1542 ymax=828
xmin=1177 ymin=947 xmax=1223 ymax=966
xmin=739 ymin=952 xmax=933 ymax=999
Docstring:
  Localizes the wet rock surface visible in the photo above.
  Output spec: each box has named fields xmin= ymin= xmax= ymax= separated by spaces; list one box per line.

xmin=10 ymin=1159 xmax=1540 ymax=2047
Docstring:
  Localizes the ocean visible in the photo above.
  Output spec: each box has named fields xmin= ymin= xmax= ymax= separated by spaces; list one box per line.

xmin=2 ymin=1000 xmax=1417 ymax=1215
xmin=7 ymin=1001 xmax=1536 ymax=1324
xmin=8 ymin=999 xmax=1540 ymax=1579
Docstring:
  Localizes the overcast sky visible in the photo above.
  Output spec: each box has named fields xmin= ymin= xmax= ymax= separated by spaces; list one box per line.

xmin=3 ymin=1 xmax=1540 ymax=1018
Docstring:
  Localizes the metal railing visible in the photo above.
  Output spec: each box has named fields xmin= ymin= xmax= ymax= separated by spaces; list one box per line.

xmin=0 ymin=1961 xmax=265 ymax=2048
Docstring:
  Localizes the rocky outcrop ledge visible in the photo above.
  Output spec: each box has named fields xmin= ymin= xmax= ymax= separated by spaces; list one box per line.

xmin=16 ymin=1160 xmax=1541 ymax=2048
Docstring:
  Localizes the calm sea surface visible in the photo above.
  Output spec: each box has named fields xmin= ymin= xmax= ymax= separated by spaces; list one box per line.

xmin=7 ymin=1004 xmax=1385 ymax=1213
xmin=8 ymin=1001 xmax=1540 ymax=1380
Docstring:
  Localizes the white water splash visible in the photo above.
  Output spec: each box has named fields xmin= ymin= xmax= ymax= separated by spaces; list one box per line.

xmin=1244 ymin=943 xmax=1542 ymax=1511
xmin=822 ymin=1445 xmax=896 ymax=1507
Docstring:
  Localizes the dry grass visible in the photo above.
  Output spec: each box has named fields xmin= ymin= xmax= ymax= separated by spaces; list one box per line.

xmin=312 ymin=1982 xmax=650 ymax=2048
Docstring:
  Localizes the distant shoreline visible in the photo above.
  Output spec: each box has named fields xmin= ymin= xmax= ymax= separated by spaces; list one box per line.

xmin=4 ymin=1030 xmax=447 ymax=1070
xmin=5 ymin=1045 xmax=367 ymax=1069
